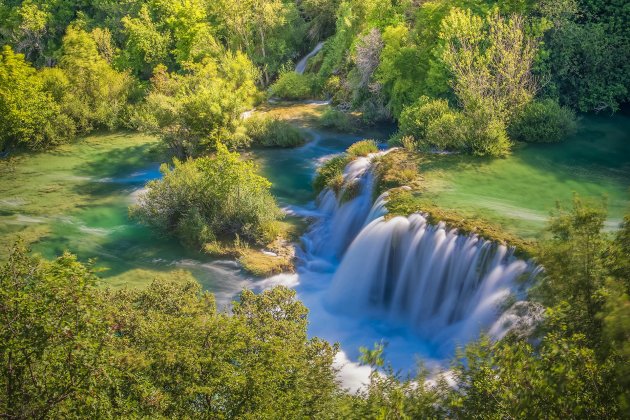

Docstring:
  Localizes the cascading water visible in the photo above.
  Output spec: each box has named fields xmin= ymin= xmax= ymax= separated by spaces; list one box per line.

xmin=326 ymin=214 xmax=539 ymax=349
xmin=295 ymin=42 xmax=324 ymax=75
xmin=302 ymin=155 xmax=379 ymax=262
xmin=299 ymin=152 xmax=541 ymax=355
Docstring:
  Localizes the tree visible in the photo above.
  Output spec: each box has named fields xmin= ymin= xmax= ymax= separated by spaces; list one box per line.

xmin=539 ymin=0 xmax=630 ymax=112
xmin=534 ymin=196 xmax=609 ymax=342
xmin=136 ymin=52 xmax=259 ymax=156
xmin=120 ymin=5 xmax=171 ymax=77
xmin=299 ymin=0 xmax=341 ymax=40
xmin=10 ymin=0 xmax=49 ymax=63
xmin=58 ymin=25 xmax=132 ymax=132
xmin=508 ymin=98 xmax=577 ymax=143
xmin=375 ymin=23 xmax=425 ymax=118
xmin=0 ymin=45 xmax=70 ymax=150
xmin=0 ymin=244 xmax=342 ymax=418
xmin=446 ymin=334 xmax=621 ymax=418
xmin=0 ymin=243 xmax=109 ymax=418
xmin=439 ymin=8 xmax=539 ymax=122
xmin=354 ymin=28 xmax=383 ymax=89
xmin=211 ymin=0 xmax=306 ymax=84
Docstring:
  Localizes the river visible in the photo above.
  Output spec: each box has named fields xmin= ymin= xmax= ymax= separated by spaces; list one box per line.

xmin=0 ymin=107 xmax=628 ymax=389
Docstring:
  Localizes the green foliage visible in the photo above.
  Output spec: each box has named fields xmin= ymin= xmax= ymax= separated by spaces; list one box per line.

xmin=398 ymin=96 xmax=440 ymax=142
xmin=0 ymin=46 xmax=69 ymax=150
xmin=211 ymin=0 xmax=308 ymax=84
xmin=446 ymin=334 xmax=621 ymax=418
xmin=0 ymin=15 xmax=132 ymax=148
xmin=462 ymin=102 xmax=511 ymax=156
xmin=397 ymin=95 xmax=510 ymax=156
xmin=534 ymin=196 xmax=610 ymax=341
xmin=268 ymin=71 xmax=317 ymax=100
xmin=509 ymin=99 xmax=577 ymax=143
xmin=313 ymin=154 xmax=351 ymax=195
xmin=376 ymin=23 xmax=425 ymax=118
xmin=444 ymin=7 xmax=540 ymax=114
xmin=119 ymin=5 xmax=171 ymax=77
xmin=347 ymin=139 xmax=378 ymax=157
xmin=105 ymin=280 xmax=339 ymax=418
xmin=300 ymin=0 xmax=342 ymax=40
xmin=245 ymin=115 xmax=306 ymax=148
xmin=373 ymin=149 xmax=420 ymax=195
xmin=540 ymin=0 xmax=630 ymax=112
xmin=130 ymin=144 xmax=282 ymax=247
xmin=0 ymin=245 xmax=340 ymax=418
xmin=135 ymin=52 xmax=259 ymax=157
xmin=57 ymin=25 xmax=133 ymax=133
xmin=0 ymin=242 xmax=108 ymax=418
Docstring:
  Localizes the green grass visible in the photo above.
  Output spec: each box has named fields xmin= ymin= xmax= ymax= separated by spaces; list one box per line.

xmin=347 ymin=139 xmax=378 ymax=157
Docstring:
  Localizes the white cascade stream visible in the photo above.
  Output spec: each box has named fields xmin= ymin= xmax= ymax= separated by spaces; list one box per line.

xmin=295 ymin=42 xmax=324 ymax=75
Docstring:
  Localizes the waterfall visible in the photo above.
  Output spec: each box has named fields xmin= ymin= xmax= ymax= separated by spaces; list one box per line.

xmin=302 ymin=152 xmax=540 ymax=350
xmin=295 ymin=42 xmax=324 ymax=75
xmin=302 ymin=155 xmax=379 ymax=261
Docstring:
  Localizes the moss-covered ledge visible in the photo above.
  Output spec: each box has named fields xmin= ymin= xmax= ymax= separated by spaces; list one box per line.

xmin=384 ymin=188 xmax=535 ymax=258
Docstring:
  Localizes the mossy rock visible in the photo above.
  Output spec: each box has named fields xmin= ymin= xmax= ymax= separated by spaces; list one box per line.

xmin=239 ymin=249 xmax=294 ymax=277
xmin=373 ymin=149 xmax=422 ymax=196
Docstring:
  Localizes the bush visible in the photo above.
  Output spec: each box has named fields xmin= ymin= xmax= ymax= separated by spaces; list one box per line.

xmin=245 ymin=115 xmax=306 ymax=148
xmin=268 ymin=72 xmax=316 ymax=100
xmin=347 ymin=139 xmax=378 ymax=157
xmin=398 ymin=97 xmax=470 ymax=152
xmin=323 ymin=75 xmax=351 ymax=104
xmin=398 ymin=96 xmax=450 ymax=143
xmin=319 ymin=107 xmax=355 ymax=132
xmin=397 ymin=96 xmax=510 ymax=156
xmin=374 ymin=149 xmax=420 ymax=195
xmin=509 ymin=99 xmax=577 ymax=143
xmin=0 ymin=46 xmax=73 ymax=150
xmin=425 ymin=111 xmax=468 ymax=151
xmin=313 ymin=154 xmax=351 ymax=194
xmin=463 ymin=106 xmax=511 ymax=157
xmin=130 ymin=143 xmax=282 ymax=247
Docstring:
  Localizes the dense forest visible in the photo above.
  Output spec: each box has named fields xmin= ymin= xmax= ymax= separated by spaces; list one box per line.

xmin=1 ymin=0 xmax=629 ymax=418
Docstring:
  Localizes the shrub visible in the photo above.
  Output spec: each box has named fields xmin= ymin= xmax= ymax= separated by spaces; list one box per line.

xmin=425 ymin=111 xmax=468 ymax=151
xmin=509 ymin=99 xmax=577 ymax=143
xmin=397 ymin=96 xmax=510 ymax=156
xmin=245 ymin=115 xmax=306 ymax=148
xmin=130 ymin=144 xmax=282 ymax=247
xmin=400 ymin=135 xmax=417 ymax=151
xmin=323 ymin=75 xmax=351 ymax=104
xmin=269 ymin=72 xmax=316 ymax=100
xmin=319 ymin=107 xmax=355 ymax=132
xmin=313 ymin=154 xmax=351 ymax=194
xmin=463 ymin=106 xmax=512 ymax=157
xmin=347 ymin=139 xmax=378 ymax=157
xmin=398 ymin=96 xmax=450 ymax=143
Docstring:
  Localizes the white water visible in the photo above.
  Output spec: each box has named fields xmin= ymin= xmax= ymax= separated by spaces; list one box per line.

xmin=295 ymin=42 xmax=324 ymax=74
xmin=263 ymin=153 xmax=541 ymax=389
xmin=326 ymin=214 xmax=538 ymax=350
